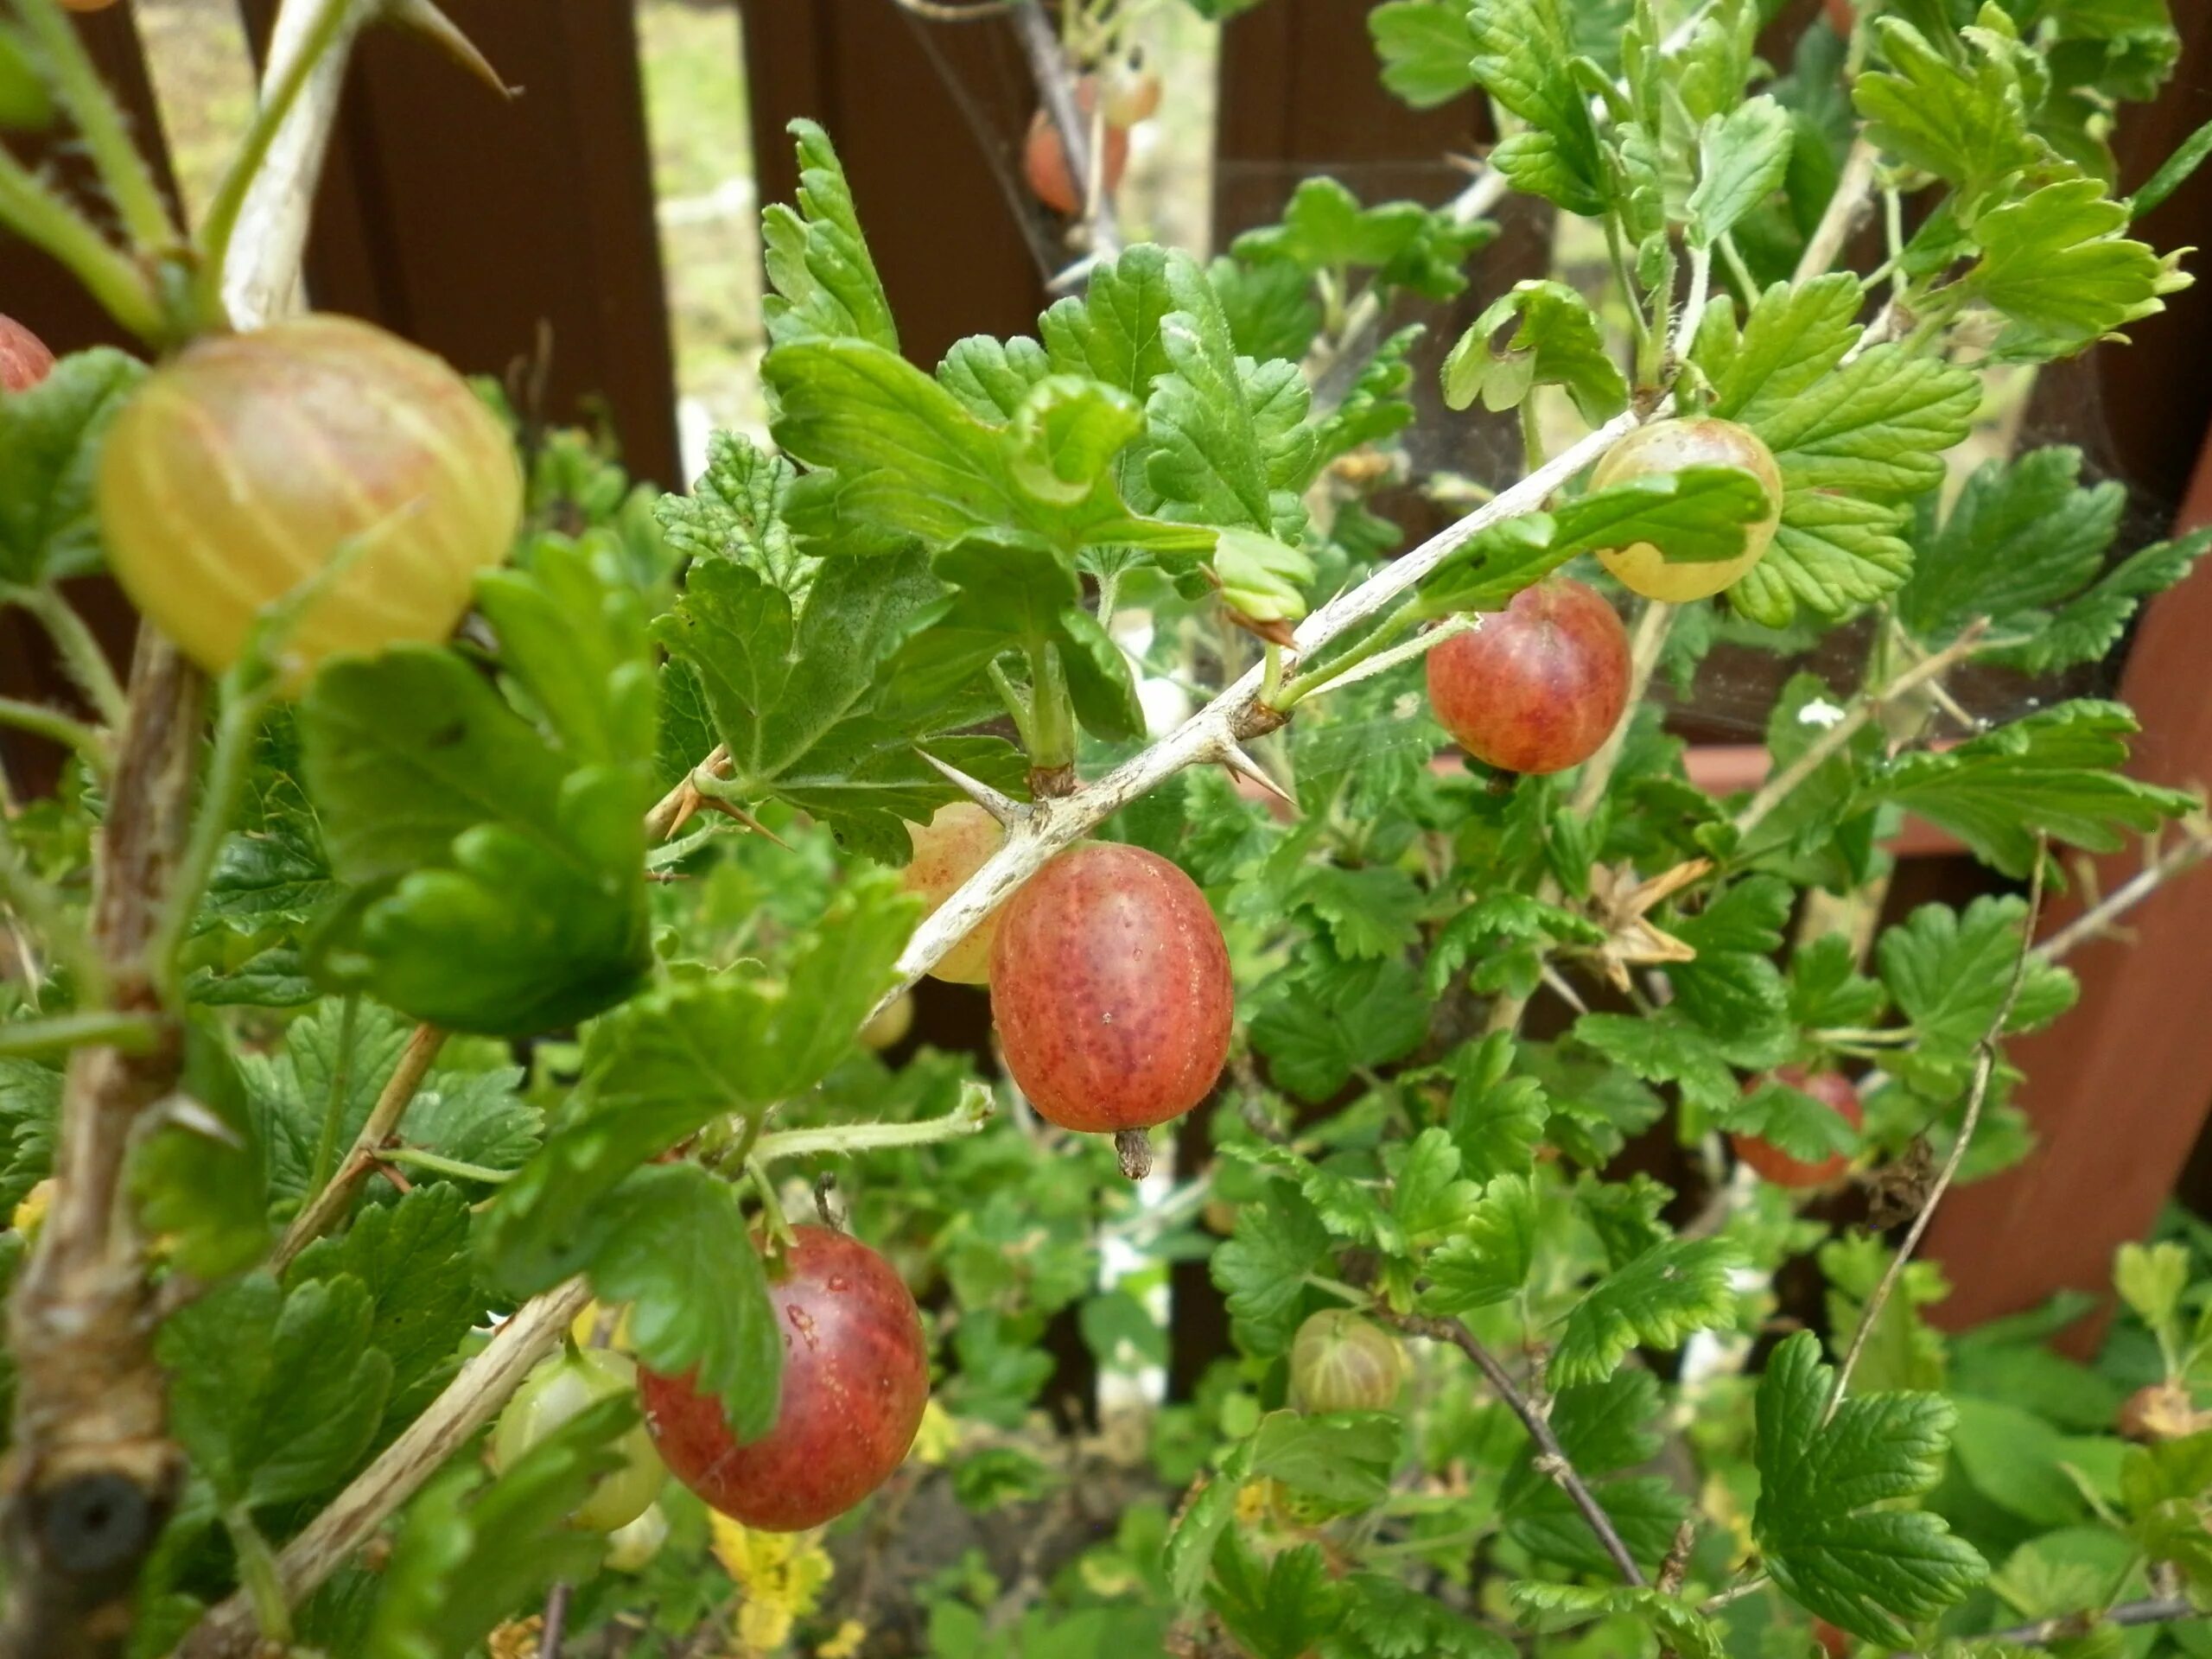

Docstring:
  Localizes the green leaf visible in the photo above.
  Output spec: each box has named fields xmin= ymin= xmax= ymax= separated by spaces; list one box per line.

xmin=588 ymin=1163 xmax=782 ymax=1442
xmin=1335 ymin=1573 xmax=1516 ymax=1658
xmin=1700 ymin=280 xmax=1979 ymax=625
xmin=767 ymin=337 xmax=1203 ymax=559
xmin=0 ymin=347 xmax=143 ymax=582
xmin=1572 ymin=1010 xmax=1745 ymax=1118
xmin=246 ymin=1002 xmax=537 ymax=1209
xmin=1231 ymin=178 xmax=1489 ymax=300
xmin=1948 ymin=1395 xmax=2090 ymax=1526
xmin=480 ymin=880 xmax=912 ymax=1294
xmin=938 ymin=332 xmax=1053 ymax=422
xmin=301 ymin=556 xmax=656 ymax=1037
xmin=364 ymin=1395 xmax=629 ymax=1659
xmin=1249 ymin=1410 xmax=1403 ymax=1504
xmin=1429 ymin=893 xmax=1605 ymax=1001
xmin=1441 ymin=281 xmax=1628 ymax=423
xmin=1210 ymin=1541 xmax=1342 ymax=1659
xmin=1853 ymin=18 xmax=2043 ymax=200
xmin=1557 ymin=465 xmax=1777 ymax=565
xmin=1897 ymin=446 xmax=2126 ymax=647
xmin=1215 ymin=528 xmax=1317 ymax=625
xmin=127 ymin=1018 xmax=267 ymax=1281
xmin=1387 ymin=1128 xmax=1481 ymax=1248
xmin=2113 ymin=1241 xmax=2190 ymax=1348
xmin=655 ymin=430 xmax=812 ymax=601
xmin=1878 ymin=895 xmax=2079 ymax=1091
xmin=1251 ymin=953 xmax=1431 ymax=1102
xmin=159 ymin=1273 xmax=393 ymax=1512
xmin=1551 ymin=1236 xmax=1741 ymax=1389
xmin=1440 ymin=1035 xmax=1550 ymax=1182
xmin=288 ymin=1184 xmax=480 ymax=1430
xmin=1789 ymin=935 xmax=1891 ymax=1034
xmin=1421 ymin=1174 xmax=1536 ymax=1314
xmin=2132 ymin=113 xmax=2212 ymax=218
xmin=1700 ymin=276 xmax=1862 ymax=428
xmin=1667 ymin=875 xmax=1793 ymax=1038
xmin=1418 ymin=467 xmax=1773 ymax=620
xmin=2003 ymin=526 xmax=2210 ymax=675
xmin=1145 ymin=257 xmax=1316 ymax=539
xmin=1207 ymin=255 xmax=1322 ymax=365
xmin=1293 ymin=863 xmax=1423 ymax=961
xmin=0 ymin=1058 xmax=58 ymax=1217
xmin=760 ymin=119 xmax=897 ymax=352
xmin=1511 ymin=1583 xmax=1726 ymax=1659
xmin=1878 ymin=701 xmax=2193 ymax=876
xmin=1969 ymin=177 xmax=2189 ymax=357
xmin=1211 ymin=1184 xmax=1331 ymax=1354
xmin=1688 ymin=97 xmax=1796 ymax=248
xmin=1465 ymin=0 xmax=1609 ymax=214
xmin=1166 ymin=1459 xmax=1249 ymax=1603
xmin=1369 ymin=0 xmax=1478 ymax=108
xmin=1753 ymin=1330 xmax=1987 ymax=1644
xmin=1727 ymin=1077 xmax=1862 ymax=1162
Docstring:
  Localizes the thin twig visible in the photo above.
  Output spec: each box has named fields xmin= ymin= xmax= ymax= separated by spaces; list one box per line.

xmin=1392 ymin=1313 xmax=1646 ymax=1587
xmin=2035 ymin=823 xmax=2212 ymax=964
xmin=888 ymin=0 xmax=1020 ymax=17
xmin=1010 ymin=0 xmax=1121 ymax=258
xmin=1824 ymin=839 xmax=2049 ymax=1421
xmin=175 ymin=1279 xmax=597 ymax=1659
xmin=1794 ymin=137 xmax=1879 ymax=283
xmin=1921 ymin=1597 xmax=2202 ymax=1653
xmin=1731 ymin=620 xmax=1988 ymax=840
xmin=1574 ymin=600 xmax=1675 ymax=820
xmin=271 ymin=1023 xmax=447 ymax=1273
xmin=540 ymin=1581 xmax=571 ymax=1659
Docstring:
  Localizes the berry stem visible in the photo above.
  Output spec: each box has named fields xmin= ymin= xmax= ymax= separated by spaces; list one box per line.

xmin=750 ymin=1085 xmax=996 ymax=1165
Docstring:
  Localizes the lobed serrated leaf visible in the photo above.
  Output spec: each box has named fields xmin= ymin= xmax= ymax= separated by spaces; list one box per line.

xmin=1550 ymin=1236 xmax=1741 ymax=1388
xmin=1754 ymin=1331 xmax=1987 ymax=1643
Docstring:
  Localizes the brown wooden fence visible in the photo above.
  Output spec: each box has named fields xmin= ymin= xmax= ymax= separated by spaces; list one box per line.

xmin=6 ymin=0 xmax=2212 ymax=1350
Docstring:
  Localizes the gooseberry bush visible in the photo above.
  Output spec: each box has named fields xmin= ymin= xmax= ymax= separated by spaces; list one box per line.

xmin=3 ymin=0 xmax=2212 ymax=1654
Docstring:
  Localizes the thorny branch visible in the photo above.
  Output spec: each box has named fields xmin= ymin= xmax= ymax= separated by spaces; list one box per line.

xmin=1 ymin=635 xmax=206 ymax=1659
xmin=1390 ymin=1313 xmax=1647 ymax=1588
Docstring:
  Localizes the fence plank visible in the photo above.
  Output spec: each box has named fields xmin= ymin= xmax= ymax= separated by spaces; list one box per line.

xmin=737 ymin=0 xmax=1051 ymax=372
xmin=236 ymin=0 xmax=683 ymax=488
